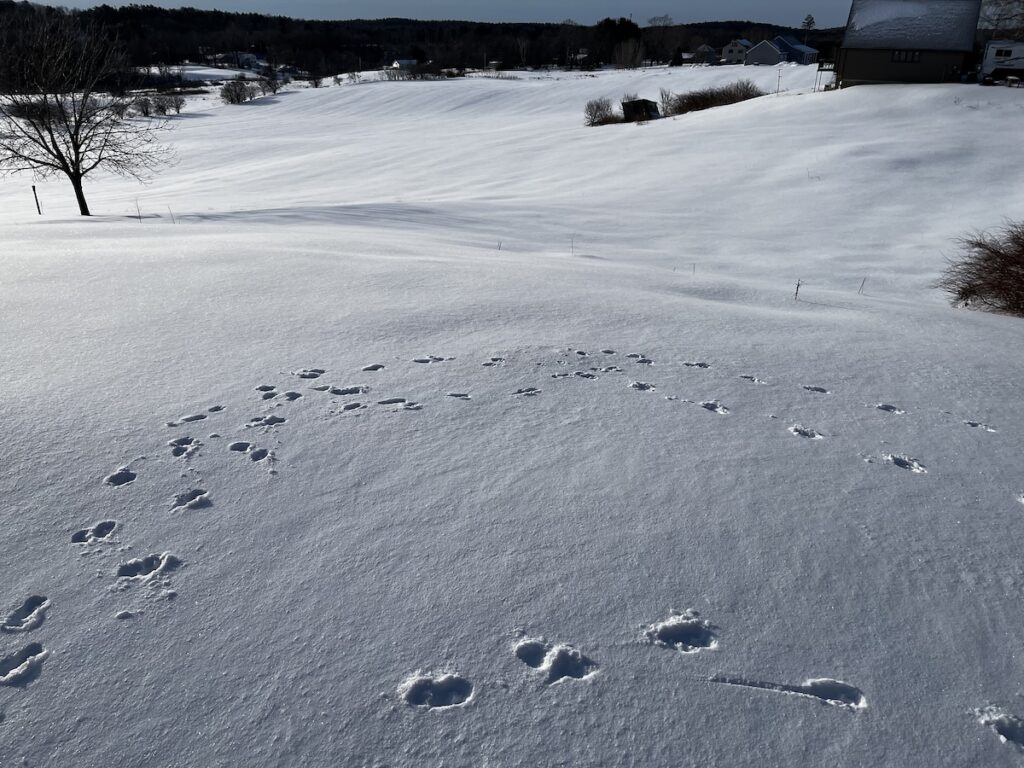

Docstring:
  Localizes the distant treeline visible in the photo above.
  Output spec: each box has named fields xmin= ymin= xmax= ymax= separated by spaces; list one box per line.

xmin=0 ymin=1 xmax=844 ymax=76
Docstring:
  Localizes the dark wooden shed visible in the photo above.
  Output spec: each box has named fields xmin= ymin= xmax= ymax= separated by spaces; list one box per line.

xmin=621 ymin=98 xmax=660 ymax=122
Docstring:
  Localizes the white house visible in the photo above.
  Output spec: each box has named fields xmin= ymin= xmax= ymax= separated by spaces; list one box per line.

xmin=722 ymin=39 xmax=753 ymax=64
xmin=391 ymin=59 xmax=418 ymax=70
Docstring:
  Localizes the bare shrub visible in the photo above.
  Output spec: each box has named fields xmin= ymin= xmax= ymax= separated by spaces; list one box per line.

xmin=133 ymin=95 xmax=153 ymax=116
xmin=583 ymin=97 xmax=621 ymax=126
xmin=935 ymin=221 xmax=1024 ymax=316
xmin=153 ymin=93 xmax=185 ymax=115
xmin=220 ymin=79 xmax=254 ymax=104
xmin=258 ymin=76 xmax=281 ymax=95
xmin=662 ymin=80 xmax=764 ymax=116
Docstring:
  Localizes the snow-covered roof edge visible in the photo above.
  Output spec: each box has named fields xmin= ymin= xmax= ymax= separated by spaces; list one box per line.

xmin=842 ymin=0 xmax=982 ymax=51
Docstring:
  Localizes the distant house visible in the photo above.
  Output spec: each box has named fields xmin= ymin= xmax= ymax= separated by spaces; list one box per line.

xmin=391 ymin=59 xmax=418 ymax=70
xmin=774 ymin=35 xmax=819 ymax=64
xmin=722 ymin=39 xmax=753 ymax=64
xmin=693 ymin=43 xmax=719 ymax=64
xmin=214 ymin=51 xmax=259 ymax=69
xmin=745 ymin=40 xmax=786 ymax=66
xmin=836 ymin=0 xmax=982 ymax=86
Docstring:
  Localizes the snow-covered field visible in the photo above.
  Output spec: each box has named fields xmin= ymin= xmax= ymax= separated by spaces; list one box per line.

xmin=1 ymin=64 xmax=1023 ymax=766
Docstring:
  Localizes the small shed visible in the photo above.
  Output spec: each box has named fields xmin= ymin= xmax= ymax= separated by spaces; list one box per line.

xmin=745 ymin=40 xmax=786 ymax=66
xmin=621 ymin=98 xmax=660 ymax=122
xmin=836 ymin=0 xmax=982 ymax=86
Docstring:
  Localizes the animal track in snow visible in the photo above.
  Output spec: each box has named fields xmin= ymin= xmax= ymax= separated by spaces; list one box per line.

xmin=629 ymin=381 xmax=655 ymax=391
xmin=104 ymin=468 xmax=136 ymax=487
xmin=482 ymin=357 xmax=505 ymax=367
xmin=248 ymin=415 xmax=286 ymax=428
xmin=789 ymin=425 xmax=823 ymax=439
xmin=711 ymin=675 xmax=866 ymax=711
xmin=1 ymin=596 xmax=49 ymax=633
xmin=168 ymin=436 xmax=199 ymax=458
xmin=362 ymin=364 xmax=385 ymax=371
xmin=802 ymin=386 xmax=830 ymax=394
xmin=256 ymin=385 xmax=278 ymax=400
xmin=117 ymin=552 xmax=181 ymax=580
xmin=377 ymin=397 xmax=406 ymax=405
xmin=71 ymin=520 xmax=116 ymax=544
xmin=0 ymin=643 xmax=48 ymax=687
xmin=330 ymin=386 xmax=368 ymax=396
xmin=600 ymin=365 xmax=622 ymax=372
xmin=513 ymin=387 xmax=541 ymax=397
xmin=964 ymin=421 xmax=997 ymax=433
xmin=644 ymin=611 xmax=717 ymax=653
xmin=683 ymin=361 xmax=710 ymax=369
xmin=514 ymin=638 xmax=598 ymax=684
xmin=293 ymin=368 xmax=325 ymax=379
xmin=975 ymin=706 xmax=1024 ymax=751
xmin=635 ymin=358 xmax=654 ymax=365
xmin=740 ymin=375 xmax=767 ymax=384
xmin=399 ymin=672 xmax=473 ymax=709
xmin=552 ymin=371 xmax=597 ymax=380
xmin=884 ymin=454 xmax=927 ymax=473
xmin=281 ymin=391 xmax=302 ymax=401
xmin=876 ymin=404 xmax=906 ymax=414
xmin=165 ymin=413 xmax=207 ymax=427
xmin=601 ymin=349 xmax=616 ymax=355
xmin=249 ymin=448 xmax=270 ymax=462
xmin=341 ymin=402 xmax=365 ymax=411
xmin=412 ymin=355 xmax=451 ymax=364
xmin=171 ymin=489 xmax=210 ymax=511
xmin=447 ymin=393 xmax=471 ymax=400
xmin=228 ymin=441 xmax=252 ymax=452
xmin=700 ymin=400 xmax=729 ymax=415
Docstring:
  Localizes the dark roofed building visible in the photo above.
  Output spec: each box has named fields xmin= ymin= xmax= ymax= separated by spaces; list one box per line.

xmin=774 ymin=36 xmax=820 ymax=64
xmin=836 ymin=0 xmax=982 ymax=86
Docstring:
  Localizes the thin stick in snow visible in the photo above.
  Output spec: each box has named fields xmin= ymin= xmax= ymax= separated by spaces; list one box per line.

xmin=168 ymin=206 xmax=177 ymax=225
xmin=31 ymin=185 xmax=41 ymax=215
xmin=795 ymin=279 xmax=803 ymax=301
xmin=858 ymin=277 xmax=867 ymax=295
xmin=135 ymin=199 xmax=142 ymax=223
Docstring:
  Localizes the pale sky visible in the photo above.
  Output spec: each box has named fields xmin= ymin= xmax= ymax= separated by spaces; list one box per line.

xmin=36 ymin=1 xmax=854 ymax=28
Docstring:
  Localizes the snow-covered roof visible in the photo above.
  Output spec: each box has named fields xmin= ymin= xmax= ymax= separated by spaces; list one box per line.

xmin=843 ymin=0 xmax=982 ymax=51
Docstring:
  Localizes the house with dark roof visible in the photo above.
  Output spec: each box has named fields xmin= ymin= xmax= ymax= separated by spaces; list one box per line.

xmin=836 ymin=0 xmax=982 ymax=86
xmin=745 ymin=40 xmax=786 ymax=66
xmin=723 ymin=39 xmax=753 ymax=64
xmin=774 ymin=35 xmax=820 ymax=64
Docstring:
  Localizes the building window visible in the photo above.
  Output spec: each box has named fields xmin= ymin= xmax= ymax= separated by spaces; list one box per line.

xmin=995 ymin=49 xmax=1013 ymax=59
xmin=891 ymin=50 xmax=921 ymax=64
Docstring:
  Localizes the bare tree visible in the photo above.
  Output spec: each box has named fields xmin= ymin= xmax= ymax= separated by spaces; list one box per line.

xmin=0 ymin=13 xmax=172 ymax=216
xmin=613 ymin=39 xmax=644 ymax=69
xmin=982 ymin=0 xmax=1024 ymax=34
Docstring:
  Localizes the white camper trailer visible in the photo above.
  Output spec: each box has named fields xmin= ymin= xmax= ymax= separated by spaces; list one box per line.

xmin=980 ymin=39 xmax=1024 ymax=83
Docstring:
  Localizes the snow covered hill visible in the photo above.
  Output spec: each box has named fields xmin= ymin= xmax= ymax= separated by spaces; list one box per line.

xmin=1 ymin=65 xmax=1023 ymax=767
